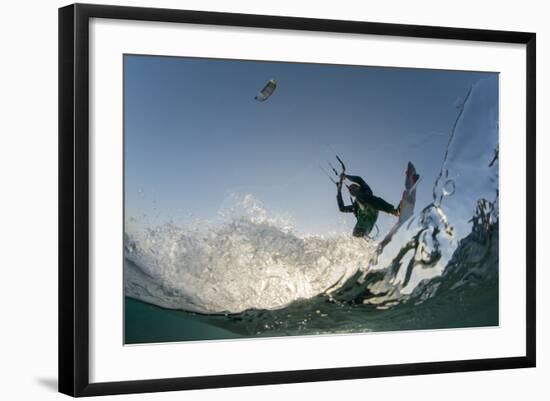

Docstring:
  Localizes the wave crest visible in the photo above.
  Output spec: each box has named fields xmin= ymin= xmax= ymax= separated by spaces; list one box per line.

xmin=125 ymin=202 xmax=376 ymax=314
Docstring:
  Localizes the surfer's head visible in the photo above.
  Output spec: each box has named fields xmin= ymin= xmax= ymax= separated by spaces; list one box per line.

xmin=347 ymin=183 xmax=360 ymax=196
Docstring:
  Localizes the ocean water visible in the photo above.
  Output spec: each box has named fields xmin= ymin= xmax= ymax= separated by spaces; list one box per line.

xmin=124 ymin=77 xmax=499 ymax=344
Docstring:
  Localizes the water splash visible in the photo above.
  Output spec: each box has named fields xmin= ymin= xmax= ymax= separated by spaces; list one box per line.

xmin=346 ymin=76 xmax=499 ymax=308
xmin=125 ymin=195 xmax=377 ymax=314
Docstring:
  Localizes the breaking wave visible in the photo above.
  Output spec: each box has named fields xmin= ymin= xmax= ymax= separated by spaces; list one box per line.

xmin=125 ymin=194 xmax=376 ymax=314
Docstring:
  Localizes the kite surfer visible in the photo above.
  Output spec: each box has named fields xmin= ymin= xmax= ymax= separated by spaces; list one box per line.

xmin=322 ymin=156 xmax=418 ymax=238
xmin=336 ymin=173 xmax=400 ymax=238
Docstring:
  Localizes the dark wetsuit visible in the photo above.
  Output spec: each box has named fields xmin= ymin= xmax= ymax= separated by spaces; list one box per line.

xmin=337 ymin=175 xmax=396 ymax=237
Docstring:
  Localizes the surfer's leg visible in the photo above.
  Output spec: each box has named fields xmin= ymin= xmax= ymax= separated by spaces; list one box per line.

xmin=352 ymin=224 xmax=366 ymax=238
xmin=367 ymin=195 xmax=396 ymax=214
xmin=353 ymin=215 xmax=376 ymax=237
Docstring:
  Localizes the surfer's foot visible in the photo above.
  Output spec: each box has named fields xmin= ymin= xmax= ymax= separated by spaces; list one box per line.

xmin=395 ymin=199 xmax=405 ymax=217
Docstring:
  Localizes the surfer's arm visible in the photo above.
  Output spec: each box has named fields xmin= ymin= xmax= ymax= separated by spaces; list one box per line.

xmin=366 ymin=195 xmax=397 ymax=215
xmin=343 ymin=174 xmax=371 ymax=192
xmin=337 ymin=189 xmax=354 ymax=213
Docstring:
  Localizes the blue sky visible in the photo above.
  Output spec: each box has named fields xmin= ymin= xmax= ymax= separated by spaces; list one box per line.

xmin=124 ymin=54 xmax=497 ymax=235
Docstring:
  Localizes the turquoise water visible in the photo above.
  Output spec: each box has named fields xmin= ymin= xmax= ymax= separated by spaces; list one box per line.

xmin=125 ymin=297 xmax=239 ymax=343
xmin=125 ymin=271 xmax=498 ymax=344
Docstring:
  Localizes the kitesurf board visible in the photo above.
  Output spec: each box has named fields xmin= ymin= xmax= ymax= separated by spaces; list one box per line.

xmin=398 ymin=161 xmax=419 ymax=223
xmin=378 ymin=162 xmax=419 ymax=250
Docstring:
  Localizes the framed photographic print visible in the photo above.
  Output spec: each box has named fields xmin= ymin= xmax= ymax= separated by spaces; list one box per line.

xmin=58 ymin=3 xmax=536 ymax=397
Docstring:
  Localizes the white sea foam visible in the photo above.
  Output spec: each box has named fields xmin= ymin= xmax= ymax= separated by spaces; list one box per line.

xmin=125 ymin=197 xmax=376 ymax=314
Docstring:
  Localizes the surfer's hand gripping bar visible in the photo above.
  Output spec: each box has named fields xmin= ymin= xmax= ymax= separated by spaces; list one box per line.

xmin=321 ymin=155 xmax=348 ymax=188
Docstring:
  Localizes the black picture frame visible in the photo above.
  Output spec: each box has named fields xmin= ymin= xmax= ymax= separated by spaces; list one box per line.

xmin=59 ymin=3 xmax=536 ymax=397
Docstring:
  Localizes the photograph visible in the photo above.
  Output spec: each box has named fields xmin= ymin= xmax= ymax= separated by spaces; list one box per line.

xmin=123 ymin=55 xmax=500 ymax=344
xmin=0 ymin=0 xmax=543 ymax=399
